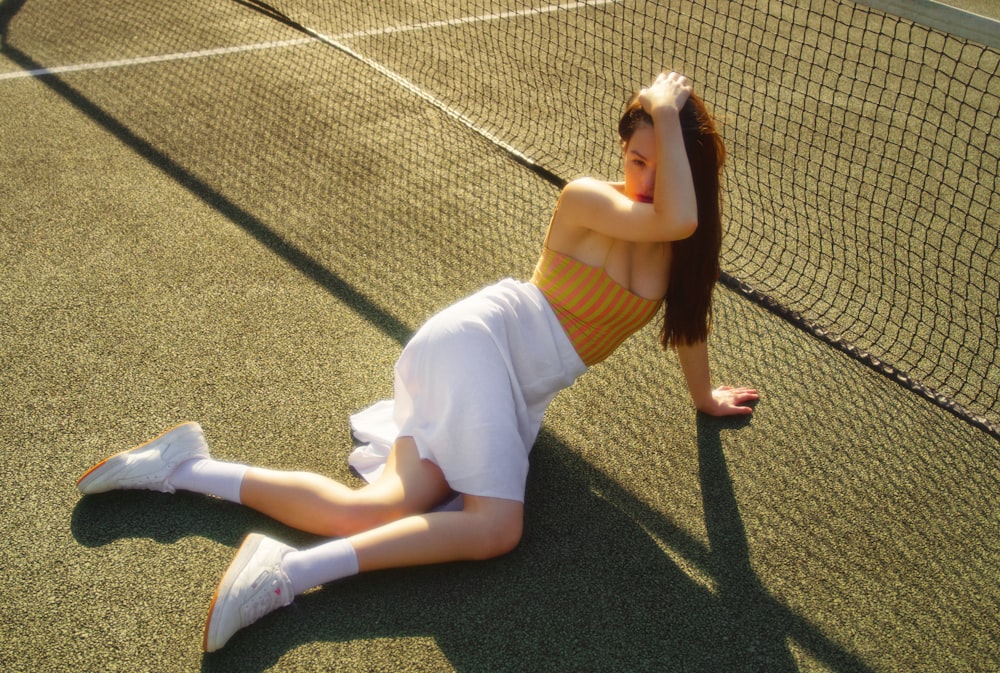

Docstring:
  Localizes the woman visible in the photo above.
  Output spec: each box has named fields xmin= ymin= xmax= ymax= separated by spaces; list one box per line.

xmin=76 ymin=71 xmax=758 ymax=652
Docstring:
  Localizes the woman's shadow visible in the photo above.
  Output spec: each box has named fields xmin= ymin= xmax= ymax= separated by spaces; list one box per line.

xmin=71 ymin=416 xmax=871 ymax=673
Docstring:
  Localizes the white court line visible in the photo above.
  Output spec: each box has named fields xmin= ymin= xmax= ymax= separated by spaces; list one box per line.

xmin=336 ymin=0 xmax=621 ymax=39
xmin=0 ymin=38 xmax=312 ymax=81
xmin=298 ymin=1 xmax=624 ymax=168
xmin=0 ymin=0 xmax=620 ymax=82
xmin=308 ymin=0 xmax=623 ymax=168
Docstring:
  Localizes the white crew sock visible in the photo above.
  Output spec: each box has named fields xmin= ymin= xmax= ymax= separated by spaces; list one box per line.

xmin=281 ymin=538 xmax=360 ymax=596
xmin=167 ymin=458 xmax=249 ymax=504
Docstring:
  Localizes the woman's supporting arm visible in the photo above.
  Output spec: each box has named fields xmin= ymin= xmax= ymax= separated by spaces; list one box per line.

xmin=676 ymin=340 xmax=758 ymax=416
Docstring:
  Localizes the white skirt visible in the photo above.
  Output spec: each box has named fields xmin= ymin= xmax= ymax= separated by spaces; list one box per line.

xmin=349 ymin=278 xmax=586 ymax=502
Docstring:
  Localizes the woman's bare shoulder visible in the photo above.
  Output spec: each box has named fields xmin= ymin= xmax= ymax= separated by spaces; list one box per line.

xmin=562 ymin=177 xmax=625 ymax=198
xmin=558 ymin=178 xmax=628 ymax=219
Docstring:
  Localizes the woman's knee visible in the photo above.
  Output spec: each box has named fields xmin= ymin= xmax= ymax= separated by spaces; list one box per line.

xmin=464 ymin=498 xmax=524 ymax=560
xmin=474 ymin=518 xmax=523 ymax=560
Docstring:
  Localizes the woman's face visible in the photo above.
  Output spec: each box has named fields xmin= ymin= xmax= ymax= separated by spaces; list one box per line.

xmin=622 ymin=123 xmax=656 ymax=203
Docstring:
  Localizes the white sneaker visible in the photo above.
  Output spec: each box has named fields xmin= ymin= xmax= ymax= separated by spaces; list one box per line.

xmin=76 ymin=422 xmax=209 ymax=494
xmin=203 ymin=533 xmax=295 ymax=652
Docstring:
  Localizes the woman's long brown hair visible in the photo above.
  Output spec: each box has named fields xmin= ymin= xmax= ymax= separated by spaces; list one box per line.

xmin=618 ymin=91 xmax=725 ymax=349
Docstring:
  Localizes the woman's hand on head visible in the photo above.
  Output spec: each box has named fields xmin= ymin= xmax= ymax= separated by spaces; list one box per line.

xmin=698 ymin=385 xmax=759 ymax=416
xmin=638 ymin=71 xmax=693 ymax=116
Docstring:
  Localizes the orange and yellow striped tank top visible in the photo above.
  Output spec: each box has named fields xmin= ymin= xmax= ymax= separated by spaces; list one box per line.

xmin=531 ymin=247 xmax=662 ymax=366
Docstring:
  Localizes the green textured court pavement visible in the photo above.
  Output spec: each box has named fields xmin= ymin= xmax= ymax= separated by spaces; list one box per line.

xmin=1 ymin=1 xmax=997 ymax=672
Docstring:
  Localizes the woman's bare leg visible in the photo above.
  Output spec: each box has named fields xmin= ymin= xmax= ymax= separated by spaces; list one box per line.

xmin=204 ymin=438 xmax=524 ymax=651
xmin=350 ymin=494 xmax=524 ymax=572
xmin=278 ymin=492 xmax=523 ymax=598
xmin=237 ymin=436 xmax=454 ymax=537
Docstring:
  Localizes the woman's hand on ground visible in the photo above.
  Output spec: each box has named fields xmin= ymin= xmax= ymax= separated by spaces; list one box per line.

xmin=699 ymin=386 xmax=759 ymax=416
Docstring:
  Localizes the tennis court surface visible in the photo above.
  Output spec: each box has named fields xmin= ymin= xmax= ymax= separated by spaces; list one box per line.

xmin=1 ymin=0 xmax=997 ymax=671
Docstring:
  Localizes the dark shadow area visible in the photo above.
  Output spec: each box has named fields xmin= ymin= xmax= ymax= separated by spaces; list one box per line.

xmin=0 ymin=0 xmax=27 ymax=42
xmin=71 ymin=490 xmax=327 ymax=552
xmin=694 ymin=414 xmax=871 ymax=673
xmin=69 ymin=419 xmax=874 ymax=673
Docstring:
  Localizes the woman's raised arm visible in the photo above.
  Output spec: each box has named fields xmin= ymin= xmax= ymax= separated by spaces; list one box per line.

xmin=556 ymin=72 xmax=699 ymax=242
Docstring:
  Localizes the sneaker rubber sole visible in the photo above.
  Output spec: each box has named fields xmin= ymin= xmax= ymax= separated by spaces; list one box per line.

xmin=76 ymin=421 xmax=206 ymax=494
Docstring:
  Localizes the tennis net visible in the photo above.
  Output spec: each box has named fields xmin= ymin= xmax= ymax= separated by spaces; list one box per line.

xmin=3 ymin=0 xmax=998 ymax=436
